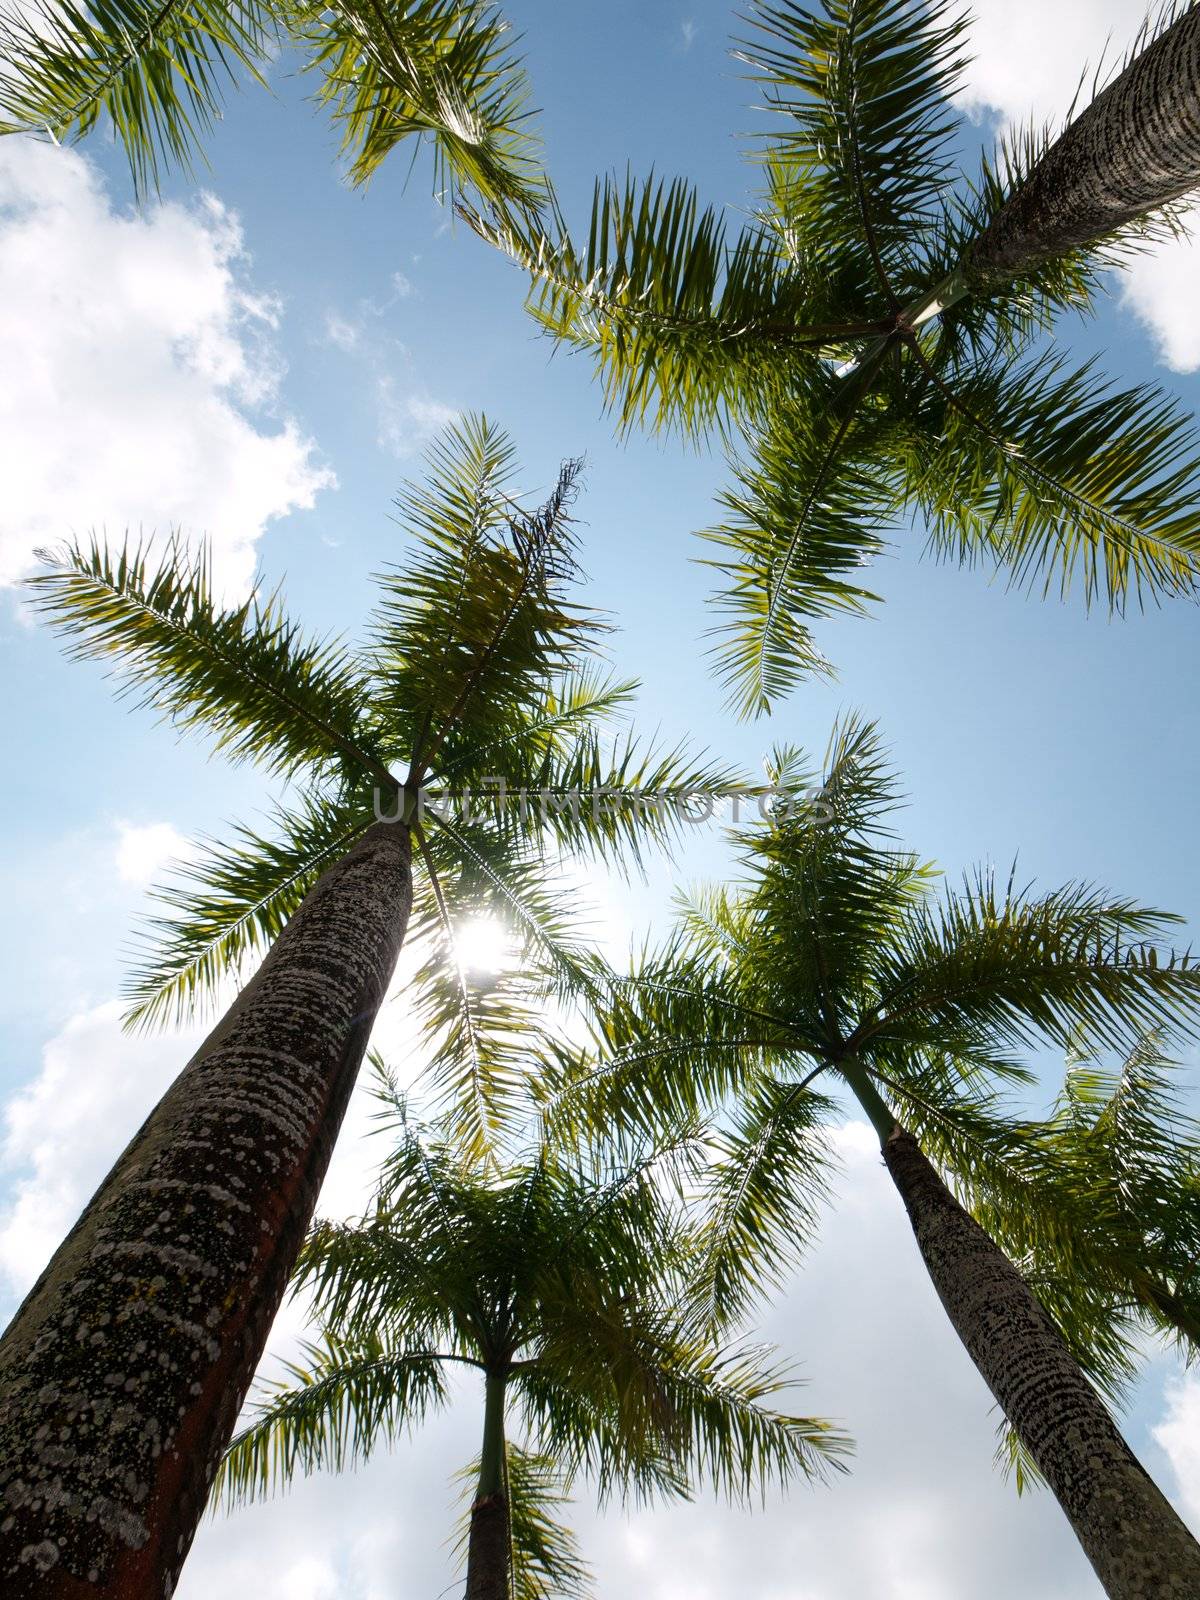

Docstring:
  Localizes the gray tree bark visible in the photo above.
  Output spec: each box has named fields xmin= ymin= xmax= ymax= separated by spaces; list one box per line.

xmin=464 ymin=1492 xmax=510 ymax=1600
xmin=883 ymin=1126 xmax=1200 ymax=1600
xmin=0 ymin=820 xmax=412 ymax=1599
xmin=968 ymin=5 xmax=1200 ymax=284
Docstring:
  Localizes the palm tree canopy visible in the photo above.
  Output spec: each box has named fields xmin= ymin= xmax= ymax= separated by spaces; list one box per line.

xmin=26 ymin=414 xmax=741 ymax=1156
xmin=215 ymin=1073 xmax=850 ymax=1592
xmin=464 ymin=0 xmax=1200 ymax=714
xmin=547 ymin=719 xmax=1200 ymax=1416
xmin=0 ymin=0 xmax=545 ymax=206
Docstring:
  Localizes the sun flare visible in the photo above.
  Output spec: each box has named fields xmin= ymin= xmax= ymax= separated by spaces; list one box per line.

xmin=452 ymin=916 xmax=511 ymax=976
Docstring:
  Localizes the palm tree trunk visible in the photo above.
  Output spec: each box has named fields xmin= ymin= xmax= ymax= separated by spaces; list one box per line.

xmin=967 ymin=5 xmax=1200 ymax=285
xmin=0 ymin=819 xmax=413 ymax=1599
xmin=883 ymin=1124 xmax=1200 ymax=1600
xmin=465 ymin=1372 xmax=510 ymax=1600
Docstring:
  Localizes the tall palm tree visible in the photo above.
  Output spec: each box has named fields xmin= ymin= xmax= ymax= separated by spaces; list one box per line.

xmin=0 ymin=0 xmax=543 ymax=207
xmin=466 ymin=0 xmax=1200 ymax=714
xmin=550 ymin=719 xmax=1200 ymax=1600
xmin=967 ymin=1028 xmax=1200 ymax=1494
xmin=215 ymin=1067 xmax=848 ymax=1600
xmin=0 ymin=416 xmax=736 ymax=1598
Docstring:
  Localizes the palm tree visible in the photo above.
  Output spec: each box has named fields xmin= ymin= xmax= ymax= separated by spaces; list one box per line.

xmin=550 ymin=719 xmax=1200 ymax=1600
xmin=0 ymin=0 xmax=543 ymax=208
xmin=965 ymin=1 xmax=1200 ymax=284
xmin=964 ymin=1029 xmax=1200 ymax=1495
xmin=465 ymin=0 xmax=1200 ymax=714
xmin=215 ymin=1066 xmax=848 ymax=1600
xmin=0 ymin=416 xmax=736 ymax=1598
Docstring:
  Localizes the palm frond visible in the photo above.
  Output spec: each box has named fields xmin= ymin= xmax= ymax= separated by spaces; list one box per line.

xmin=901 ymin=351 xmax=1200 ymax=607
xmin=27 ymin=537 xmax=381 ymax=784
xmin=866 ymin=869 xmax=1200 ymax=1058
xmin=123 ymin=791 xmax=373 ymax=1031
xmin=438 ymin=668 xmax=638 ymax=785
xmin=0 ymin=0 xmax=543 ymax=205
xmin=460 ymin=175 xmax=862 ymax=438
xmin=0 ymin=0 xmax=271 ymax=195
xmin=409 ymin=832 xmax=564 ymax=1160
xmin=216 ymin=1331 xmax=449 ymax=1504
xmin=476 ymin=723 xmax=748 ymax=877
xmin=366 ymin=414 xmax=597 ymax=767
xmin=549 ymin=947 xmax=796 ymax=1147
xmin=995 ymin=1418 xmax=1047 ymax=1496
xmin=414 ymin=809 xmax=596 ymax=1004
xmin=740 ymin=0 xmax=971 ymax=302
xmin=691 ymin=1076 xmax=837 ymax=1331
xmin=633 ymin=1336 xmax=852 ymax=1502
xmin=299 ymin=0 xmax=544 ymax=206
xmin=704 ymin=392 xmax=895 ymax=715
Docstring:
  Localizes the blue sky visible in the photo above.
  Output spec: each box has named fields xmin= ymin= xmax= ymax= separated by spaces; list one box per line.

xmin=2 ymin=2 xmax=1200 ymax=1596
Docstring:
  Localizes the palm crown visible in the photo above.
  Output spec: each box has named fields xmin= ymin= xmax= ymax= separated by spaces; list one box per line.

xmin=216 ymin=1068 xmax=849 ymax=1596
xmin=0 ymin=0 xmax=545 ymax=206
xmin=27 ymin=415 xmax=736 ymax=1155
xmin=548 ymin=719 xmax=1200 ymax=1413
xmin=466 ymin=0 xmax=1200 ymax=713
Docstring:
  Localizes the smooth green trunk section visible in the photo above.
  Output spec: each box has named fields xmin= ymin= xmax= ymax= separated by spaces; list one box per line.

xmin=478 ymin=1371 xmax=507 ymax=1500
xmin=466 ymin=1372 xmax=511 ymax=1600
xmin=839 ymin=1056 xmax=898 ymax=1146
xmin=900 ymin=265 xmax=971 ymax=329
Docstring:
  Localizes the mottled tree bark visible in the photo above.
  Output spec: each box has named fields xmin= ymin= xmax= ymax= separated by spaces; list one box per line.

xmin=464 ymin=1493 xmax=510 ymax=1600
xmin=883 ymin=1126 xmax=1200 ymax=1600
xmin=968 ymin=5 xmax=1200 ymax=284
xmin=0 ymin=820 xmax=413 ymax=1599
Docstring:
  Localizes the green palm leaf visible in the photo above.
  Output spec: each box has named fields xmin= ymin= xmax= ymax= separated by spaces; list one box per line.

xmin=365 ymin=414 xmax=597 ymax=768
xmin=0 ymin=0 xmax=271 ymax=194
xmin=691 ymin=1077 xmax=837 ymax=1332
xmin=901 ymin=352 xmax=1200 ymax=606
xmin=704 ymin=393 xmax=896 ymax=713
xmin=460 ymin=174 xmax=881 ymax=437
xmin=1 ymin=0 xmax=544 ymax=204
xmin=298 ymin=0 xmax=544 ymax=205
xmin=123 ymin=790 xmax=374 ymax=1031
xmin=740 ymin=0 xmax=971 ymax=301
xmin=216 ymin=1331 xmax=450 ymax=1503
xmin=27 ymin=537 xmax=382 ymax=784
xmin=865 ymin=869 xmax=1198 ymax=1058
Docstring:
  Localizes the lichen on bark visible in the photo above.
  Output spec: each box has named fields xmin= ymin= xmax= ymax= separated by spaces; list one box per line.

xmin=0 ymin=822 xmax=412 ymax=1598
xmin=883 ymin=1126 xmax=1200 ymax=1600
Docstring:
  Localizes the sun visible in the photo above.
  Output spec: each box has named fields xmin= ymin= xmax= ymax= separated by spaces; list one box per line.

xmin=452 ymin=916 xmax=512 ymax=976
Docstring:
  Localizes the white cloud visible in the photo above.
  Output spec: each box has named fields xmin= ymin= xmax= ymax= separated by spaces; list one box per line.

xmin=956 ymin=1 xmax=1142 ymax=132
xmin=0 ymin=1000 xmax=203 ymax=1296
xmin=680 ymin=18 xmax=697 ymax=50
xmin=957 ymin=1 xmax=1200 ymax=371
xmin=376 ymin=379 xmax=460 ymax=456
xmin=0 ymin=938 xmax=428 ymax=1304
xmin=320 ymin=269 xmax=455 ymax=455
xmin=322 ymin=311 xmax=361 ymax=352
xmin=321 ymin=271 xmax=416 ymax=355
xmin=1118 ymin=208 xmax=1200 ymax=372
xmin=114 ymin=819 xmax=193 ymax=886
xmin=1154 ymin=1375 xmax=1200 ymax=1529
xmin=0 ymin=138 xmax=335 ymax=594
